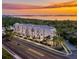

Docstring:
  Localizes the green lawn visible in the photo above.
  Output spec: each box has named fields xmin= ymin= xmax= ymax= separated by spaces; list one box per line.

xmin=2 ymin=48 xmax=13 ymax=59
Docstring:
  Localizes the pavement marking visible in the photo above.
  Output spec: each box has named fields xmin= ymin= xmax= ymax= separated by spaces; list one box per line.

xmin=25 ymin=50 xmax=40 ymax=59
xmin=28 ymin=48 xmax=45 ymax=56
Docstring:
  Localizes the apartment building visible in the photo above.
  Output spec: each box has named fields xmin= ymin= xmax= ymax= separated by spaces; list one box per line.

xmin=13 ymin=23 xmax=57 ymax=41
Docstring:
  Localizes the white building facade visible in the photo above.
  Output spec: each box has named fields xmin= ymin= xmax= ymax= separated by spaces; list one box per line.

xmin=13 ymin=23 xmax=57 ymax=41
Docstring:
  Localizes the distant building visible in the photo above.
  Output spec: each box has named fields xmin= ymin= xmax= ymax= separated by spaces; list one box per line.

xmin=13 ymin=23 xmax=57 ymax=41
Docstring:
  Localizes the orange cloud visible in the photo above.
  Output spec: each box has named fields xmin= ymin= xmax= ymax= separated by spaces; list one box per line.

xmin=3 ymin=6 xmax=76 ymax=16
xmin=46 ymin=0 xmax=77 ymax=8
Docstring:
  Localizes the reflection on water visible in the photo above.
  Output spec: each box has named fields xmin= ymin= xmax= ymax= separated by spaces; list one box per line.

xmin=13 ymin=16 xmax=77 ymax=21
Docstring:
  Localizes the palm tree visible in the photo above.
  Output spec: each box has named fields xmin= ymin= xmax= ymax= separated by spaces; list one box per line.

xmin=52 ymin=36 xmax=64 ymax=49
xmin=53 ymin=35 xmax=71 ymax=55
xmin=52 ymin=36 xmax=57 ymax=48
xmin=36 ymin=30 xmax=40 ymax=42
xmin=57 ymin=36 xmax=64 ymax=48
xmin=45 ymin=35 xmax=51 ymax=45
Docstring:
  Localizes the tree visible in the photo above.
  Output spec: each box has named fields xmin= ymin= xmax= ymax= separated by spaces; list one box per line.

xmin=69 ymin=36 xmax=77 ymax=45
xmin=4 ymin=28 xmax=15 ymax=41
xmin=52 ymin=36 xmax=64 ymax=49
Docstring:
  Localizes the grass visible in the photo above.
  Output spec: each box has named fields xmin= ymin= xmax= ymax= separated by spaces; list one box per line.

xmin=2 ymin=48 xmax=13 ymax=59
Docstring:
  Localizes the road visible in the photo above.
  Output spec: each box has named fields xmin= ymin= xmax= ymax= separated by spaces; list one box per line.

xmin=3 ymin=38 xmax=71 ymax=59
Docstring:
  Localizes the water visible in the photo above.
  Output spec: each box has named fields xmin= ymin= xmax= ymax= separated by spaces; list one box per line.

xmin=13 ymin=15 xmax=76 ymax=21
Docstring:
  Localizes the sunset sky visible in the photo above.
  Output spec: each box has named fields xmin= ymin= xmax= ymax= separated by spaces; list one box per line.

xmin=2 ymin=0 xmax=77 ymax=21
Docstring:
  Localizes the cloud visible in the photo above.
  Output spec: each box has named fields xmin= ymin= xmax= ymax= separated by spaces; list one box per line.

xmin=3 ymin=0 xmax=77 ymax=17
xmin=2 ymin=3 xmax=42 ymax=9
xmin=3 ymin=1 xmax=77 ymax=10
xmin=45 ymin=1 xmax=77 ymax=8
